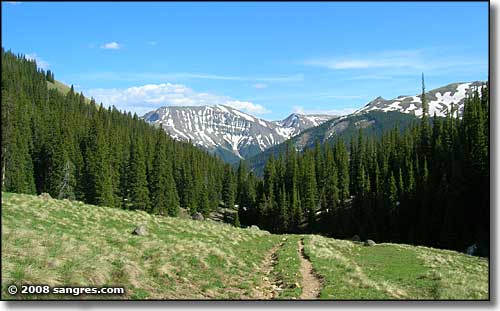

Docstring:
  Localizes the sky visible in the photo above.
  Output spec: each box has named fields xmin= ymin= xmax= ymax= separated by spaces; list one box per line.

xmin=2 ymin=1 xmax=488 ymax=120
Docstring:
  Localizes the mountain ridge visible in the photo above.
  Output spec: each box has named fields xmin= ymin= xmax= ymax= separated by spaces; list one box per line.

xmin=142 ymin=105 xmax=336 ymax=162
xmin=354 ymin=81 xmax=486 ymax=117
xmin=143 ymin=80 xmax=485 ymax=164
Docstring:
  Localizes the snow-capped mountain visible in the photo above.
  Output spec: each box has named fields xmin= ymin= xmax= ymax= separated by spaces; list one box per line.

xmin=355 ymin=81 xmax=486 ymax=117
xmin=142 ymin=105 xmax=335 ymax=163
xmin=143 ymin=81 xmax=485 ymax=164
xmin=274 ymin=113 xmax=334 ymax=137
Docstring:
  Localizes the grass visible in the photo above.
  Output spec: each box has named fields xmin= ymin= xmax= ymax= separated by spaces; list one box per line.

xmin=303 ymin=235 xmax=488 ymax=300
xmin=1 ymin=192 xmax=280 ymax=300
xmin=47 ymin=80 xmax=92 ymax=104
xmin=273 ymin=235 xmax=302 ymax=299
xmin=1 ymin=192 xmax=489 ymax=300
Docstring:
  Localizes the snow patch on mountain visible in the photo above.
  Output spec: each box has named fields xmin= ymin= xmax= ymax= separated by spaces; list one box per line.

xmin=143 ymin=105 xmax=335 ymax=162
xmin=355 ymin=81 xmax=485 ymax=118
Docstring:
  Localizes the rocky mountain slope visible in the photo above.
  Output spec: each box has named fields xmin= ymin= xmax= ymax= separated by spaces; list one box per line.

xmin=354 ymin=81 xmax=485 ymax=117
xmin=142 ymin=105 xmax=334 ymax=163
xmin=143 ymin=81 xmax=485 ymax=164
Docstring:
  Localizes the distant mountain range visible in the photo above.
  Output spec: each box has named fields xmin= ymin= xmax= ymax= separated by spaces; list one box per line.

xmin=142 ymin=105 xmax=335 ymax=163
xmin=143 ymin=81 xmax=485 ymax=164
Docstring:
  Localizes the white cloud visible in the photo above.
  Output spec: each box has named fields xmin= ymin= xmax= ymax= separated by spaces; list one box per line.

xmin=147 ymin=41 xmax=157 ymax=46
xmin=86 ymin=83 xmax=269 ymax=116
xmin=225 ymin=100 xmax=269 ymax=114
xmin=101 ymin=41 xmax=121 ymax=50
xmin=252 ymin=83 xmax=268 ymax=89
xmin=25 ymin=53 xmax=49 ymax=70
xmin=292 ymin=105 xmax=357 ymax=117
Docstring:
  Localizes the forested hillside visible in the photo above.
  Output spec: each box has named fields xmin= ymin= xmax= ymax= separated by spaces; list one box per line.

xmin=1 ymin=49 xmax=235 ymax=217
xmin=235 ymin=77 xmax=489 ymax=254
xmin=244 ymin=111 xmax=419 ymax=176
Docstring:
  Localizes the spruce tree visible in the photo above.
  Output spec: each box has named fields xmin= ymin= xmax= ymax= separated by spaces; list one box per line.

xmin=128 ymin=135 xmax=150 ymax=210
xmin=151 ymin=131 xmax=179 ymax=215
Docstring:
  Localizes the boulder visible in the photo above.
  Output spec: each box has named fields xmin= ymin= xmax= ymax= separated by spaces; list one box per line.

xmin=351 ymin=234 xmax=361 ymax=242
xmin=249 ymin=225 xmax=260 ymax=230
xmin=177 ymin=208 xmax=191 ymax=219
xmin=132 ymin=225 xmax=147 ymax=236
xmin=39 ymin=192 xmax=52 ymax=200
xmin=364 ymin=239 xmax=376 ymax=246
xmin=192 ymin=212 xmax=204 ymax=221
xmin=466 ymin=244 xmax=478 ymax=255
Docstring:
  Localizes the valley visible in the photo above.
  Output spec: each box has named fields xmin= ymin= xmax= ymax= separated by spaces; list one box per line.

xmin=1 ymin=192 xmax=489 ymax=300
xmin=0 ymin=0 xmax=492 ymax=305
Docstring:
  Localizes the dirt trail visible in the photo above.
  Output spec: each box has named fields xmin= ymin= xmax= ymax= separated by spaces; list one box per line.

xmin=298 ymin=239 xmax=322 ymax=299
xmin=253 ymin=241 xmax=283 ymax=299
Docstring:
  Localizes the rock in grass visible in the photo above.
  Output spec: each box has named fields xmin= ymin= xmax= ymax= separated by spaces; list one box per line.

xmin=39 ymin=192 xmax=52 ymax=200
xmin=466 ymin=244 xmax=478 ymax=255
xmin=192 ymin=212 xmax=204 ymax=221
xmin=249 ymin=225 xmax=260 ymax=230
xmin=132 ymin=225 xmax=147 ymax=236
xmin=364 ymin=239 xmax=376 ymax=246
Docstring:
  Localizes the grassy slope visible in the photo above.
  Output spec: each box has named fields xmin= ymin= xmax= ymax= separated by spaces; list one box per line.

xmin=1 ymin=192 xmax=488 ymax=300
xmin=1 ymin=192 xmax=280 ymax=299
xmin=46 ymin=80 xmax=71 ymax=94
xmin=303 ymin=235 xmax=488 ymax=300
xmin=47 ymin=80 xmax=92 ymax=104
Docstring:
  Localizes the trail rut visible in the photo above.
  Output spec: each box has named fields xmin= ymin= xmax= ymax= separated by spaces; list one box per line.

xmin=298 ymin=239 xmax=322 ymax=299
xmin=253 ymin=241 xmax=282 ymax=299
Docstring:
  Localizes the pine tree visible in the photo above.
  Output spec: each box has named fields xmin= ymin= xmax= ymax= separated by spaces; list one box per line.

xmin=303 ymin=152 xmax=317 ymax=231
xmin=128 ymin=135 xmax=150 ymax=210
xmin=150 ymin=130 xmax=179 ymax=215
xmin=222 ymin=164 xmax=235 ymax=209
xmin=197 ymin=182 xmax=210 ymax=216
xmin=334 ymin=140 xmax=350 ymax=202
xmin=420 ymin=73 xmax=431 ymax=159
xmin=81 ymin=118 xmax=114 ymax=206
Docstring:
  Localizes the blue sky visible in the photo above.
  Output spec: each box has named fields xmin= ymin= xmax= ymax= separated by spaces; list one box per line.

xmin=2 ymin=1 xmax=488 ymax=119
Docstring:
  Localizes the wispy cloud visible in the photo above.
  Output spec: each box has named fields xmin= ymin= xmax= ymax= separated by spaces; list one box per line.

xmin=248 ymin=92 xmax=366 ymax=101
xmin=75 ymin=72 xmax=303 ymax=83
xmin=6 ymin=2 xmax=21 ymax=5
xmin=304 ymin=49 xmax=487 ymax=74
xmin=101 ymin=41 xmax=121 ymax=50
xmin=86 ymin=83 xmax=269 ymax=116
xmin=292 ymin=105 xmax=357 ymax=116
xmin=252 ymin=83 xmax=268 ymax=89
xmin=25 ymin=53 xmax=49 ymax=70
xmin=305 ymin=50 xmax=423 ymax=70
xmin=147 ymin=41 xmax=158 ymax=46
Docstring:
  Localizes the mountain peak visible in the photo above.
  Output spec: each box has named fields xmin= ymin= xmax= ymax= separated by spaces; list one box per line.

xmin=356 ymin=81 xmax=485 ymax=117
xmin=143 ymin=105 xmax=334 ymax=163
